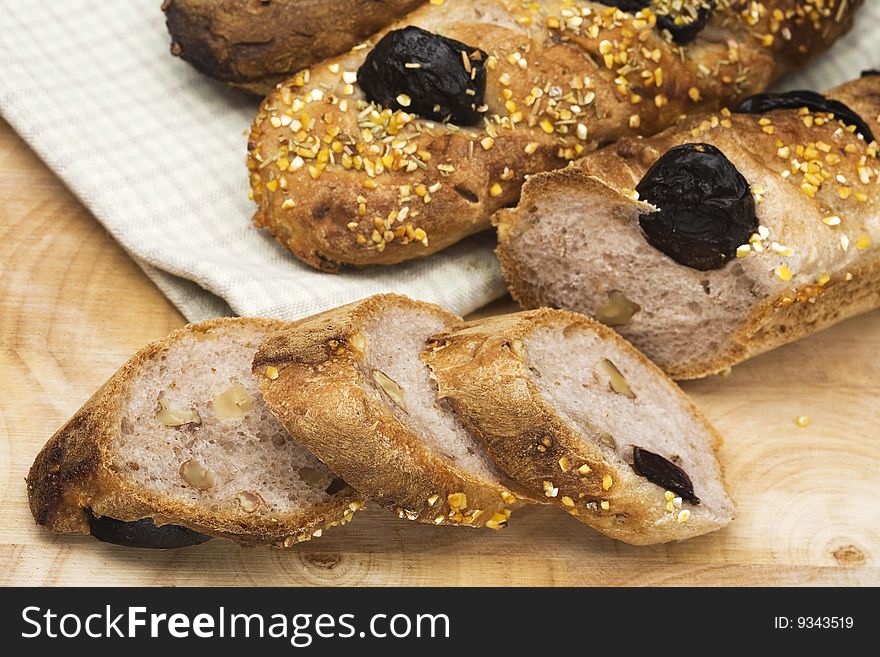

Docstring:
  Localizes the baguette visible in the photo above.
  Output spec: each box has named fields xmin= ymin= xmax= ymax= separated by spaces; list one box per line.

xmin=163 ymin=0 xmax=424 ymax=94
xmin=254 ymin=295 xmax=530 ymax=529
xmin=496 ymin=75 xmax=880 ymax=379
xmin=27 ymin=318 xmax=363 ymax=548
xmin=248 ymin=0 xmax=861 ymax=270
xmin=423 ymin=309 xmax=735 ymax=545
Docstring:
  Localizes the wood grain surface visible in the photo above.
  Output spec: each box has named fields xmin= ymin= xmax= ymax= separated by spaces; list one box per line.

xmin=1 ymin=116 xmax=877 ymax=586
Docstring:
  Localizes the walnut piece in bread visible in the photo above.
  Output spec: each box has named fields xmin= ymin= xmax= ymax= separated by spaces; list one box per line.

xmin=248 ymin=0 xmax=861 ymax=270
xmin=496 ymin=75 xmax=880 ymax=379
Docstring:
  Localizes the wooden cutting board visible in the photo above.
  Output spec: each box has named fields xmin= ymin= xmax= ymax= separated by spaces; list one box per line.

xmin=1 ymin=117 xmax=877 ymax=586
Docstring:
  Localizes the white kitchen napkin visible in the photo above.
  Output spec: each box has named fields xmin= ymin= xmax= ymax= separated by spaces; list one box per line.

xmin=1 ymin=0 xmax=878 ymax=322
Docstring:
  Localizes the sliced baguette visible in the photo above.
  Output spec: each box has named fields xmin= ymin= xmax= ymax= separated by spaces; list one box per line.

xmin=254 ymin=294 xmax=529 ymax=529
xmin=423 ymin=309 xmax=735 ymax=545
xmin=27 ymin=318 xmax=363 ymax=548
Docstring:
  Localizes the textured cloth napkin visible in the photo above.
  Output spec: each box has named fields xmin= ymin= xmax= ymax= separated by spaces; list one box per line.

xmin=1 ymin=1 xmax=878 ymax=322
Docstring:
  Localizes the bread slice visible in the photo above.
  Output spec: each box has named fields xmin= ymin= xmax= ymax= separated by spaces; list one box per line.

xmin=423 ymin=309 xmax=735 ymax=544
xmin=253 ymin=294 xmax=529 ymax=529
xmin=27 ymin=318 xmax=363 ymax=548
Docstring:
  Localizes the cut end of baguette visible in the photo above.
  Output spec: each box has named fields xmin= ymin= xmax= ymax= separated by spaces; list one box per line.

xmin=425 ymin=309 xmax=735 ymax=545
xmin=117 ymin=323 xmax=334 ymax=513
xmin=27 ymin=318 xmax=362 ymax=547
xmin=496 ymin=168 xmax=757 ymax=379
xmin=255 ymin=294 xmax=528 ymax=529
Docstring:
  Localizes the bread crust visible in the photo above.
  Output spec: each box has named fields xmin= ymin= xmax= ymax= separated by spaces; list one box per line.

xmin=423 ymin=309 xmax=734 ymax=545
xmin=248 ymin=0 xmax=860 ymax=270
xmin=163 ymin=0 xmax=423 ymax=94
xmin=27 ymin=318 xmax=362 ymax=547
xmin=497 ymin=75 xmax=880 ymax=379
xmin=253 ymin=294 xmax=530 ymax=528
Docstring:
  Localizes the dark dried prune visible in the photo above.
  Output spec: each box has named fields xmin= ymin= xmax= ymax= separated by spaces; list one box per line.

xmin=596 ymin=1 xmax=713 ymax=43
xmin=357 ymin=26 xmax=488 ymax=125
xmin=86 ymin=508 xmax=211 ymax=549
xmin=325 ymin=477 xmax=350 ymax=495
xmin=862 ymin=69 xmax=880 ymax=78
xmin=597 ymin=0 xmax=650 ymax=12
xmin=655 ymin=0 xmax=715 ymax=44
xmin=631 ymin=447 xmax=700 ymax=505
xmin=635 ymin=143 xmax=758 ymax=270
xmin=734 ymin=90 xmax=874 ymax=143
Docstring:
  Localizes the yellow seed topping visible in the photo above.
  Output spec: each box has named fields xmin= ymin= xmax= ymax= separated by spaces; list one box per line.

xmin=447 ymin=492 xmax=467 ymax=511
xmin=500 ymin=491 xmax=517 ymax=504
xmin=264 ymin=366 xmax=279 ymax=380
xmin=795 ymin=416 xmax=810 ymax=428
xmin=485 ymin=509 xmax=511 ymax=530
xmin=602 ymin=474 xmax=613 ymax=491
xmin=776 ymin=265 xmax=793 ymax=281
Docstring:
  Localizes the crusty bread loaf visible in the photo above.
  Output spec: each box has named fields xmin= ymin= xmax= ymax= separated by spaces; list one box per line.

xmin=496 ymin=75 xmax=880 ymax=379
xmin=254 ymin=295 xmax=530 ymax=529
xmin=163 ymin=0 xmax=424 ymax=94
xmin=248 ymin=0 xmax=861 ymax=270
xmin=423 ymin=309 xmax=735 ymax=544
xmin=27 ymin=318 xmax=363 ymax=548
